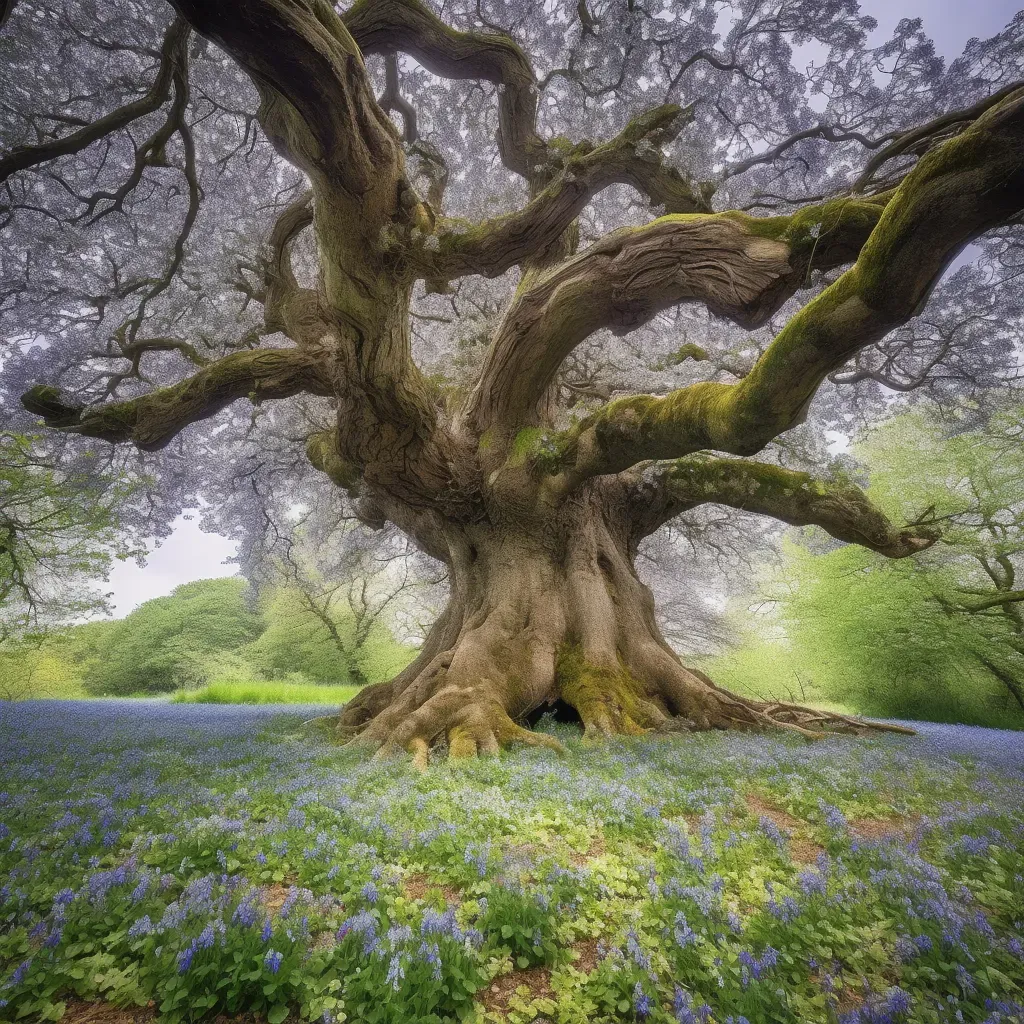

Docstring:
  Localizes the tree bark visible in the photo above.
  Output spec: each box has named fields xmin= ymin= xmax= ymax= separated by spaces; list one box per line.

xmin=336 ymin=486 xmax=911 ymax=762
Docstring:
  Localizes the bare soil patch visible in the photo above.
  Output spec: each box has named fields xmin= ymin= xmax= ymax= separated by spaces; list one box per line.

xmin=479 ymin=965 xmax=554 ymax=1017
xmin=848 ymin=813 xmax=920 ymax=841
xmin=60 ymin=1001 xmax=286 ymax=1024
xmin=571 ymin=938 xmax=602 ymax=974
xmin=745 ymin=793 xmax=824 ymax=863
xmin=569 ymin=832 xmax=607 ymax=865
xmin=60 ymin=1002 xmax=156 ymax=1024
xmin=403 ymin=871 xmax=461 ymax=904
xmin=260 ymin=882 xmax=294 ymax=915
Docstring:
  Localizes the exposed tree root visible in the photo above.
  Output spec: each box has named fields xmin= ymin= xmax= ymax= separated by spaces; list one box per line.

xmin=331 ymin=636 xmax=914 ymax=766
xmin=329 ymin=520 xmax=915 ymax=765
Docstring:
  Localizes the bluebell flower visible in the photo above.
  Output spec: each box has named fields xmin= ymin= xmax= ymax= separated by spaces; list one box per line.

xmin=633 ymin=982 xmax=651 ymax=1019
xmin=176 ymin=946 xmax=194 ymax=974
xmin=759 ymin=816 xmax=787 ymax=849
xmin=818 ymin=799 xmax=847 ymax=831
xmin=672 ymin=987 xmax=711 ymax=1023
xmin=385 ymin=953 xmax=405 ymax=989
xmin=673 ymin=911 xmax=697 ymax=948
xmin=264 ymin=949 xmax=283 ymax=974
xmin=9 ymin=959 xmax=31 ymax=986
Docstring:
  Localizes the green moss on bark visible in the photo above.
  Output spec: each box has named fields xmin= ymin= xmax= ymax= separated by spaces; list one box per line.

xmin=555 ymin=644 xmax=655 ymax=735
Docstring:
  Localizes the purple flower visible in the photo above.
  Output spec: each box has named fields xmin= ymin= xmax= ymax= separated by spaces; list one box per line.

xmin=233 ymin=895 xmax=259 ymax=928
xmin=633 ymin=982 xmax=651 ymax=1019
xmin=176 ymin=946 xmax=194 ymax=974
xmin=9 ymin=959 xmax=31 ymax=986
xmin=673 ymin=987 xmax=711 ymax=1023
xmin=130 ymin=876 xmax=150 ymax=904
xmin=673 ymin=912 xmax=697 ymax=948
xmin=196 ymin=924 xmax=215 ymax=950
xmin=385 ymin=953 xmax=405 ymax=990
xmin=264 ymin=949 xmax=283 ymax=974
xmin=759 ymin=816 xmax=787 ymax=849
xmin=818 ymin=799 xmax=847 ymax=831
xmin=886 ymin=987 xmax=912 ymax=1015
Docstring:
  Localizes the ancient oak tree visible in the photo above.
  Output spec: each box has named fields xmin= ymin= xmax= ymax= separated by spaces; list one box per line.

xmin=5 ymin=0 xmax=1024 ymax=758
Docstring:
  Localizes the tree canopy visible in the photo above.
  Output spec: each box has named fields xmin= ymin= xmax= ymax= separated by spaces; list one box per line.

xmin=84 ymin=577 xmax=263 ymax=694
xmin=0 ymin=430 xmax=143 ymax=631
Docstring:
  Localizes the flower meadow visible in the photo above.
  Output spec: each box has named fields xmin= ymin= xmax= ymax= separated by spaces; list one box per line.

xmin=1 ymin=702 xmax=1022 ymax=1024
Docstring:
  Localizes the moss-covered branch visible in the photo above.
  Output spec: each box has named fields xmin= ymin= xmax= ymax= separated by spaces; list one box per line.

xmin=306 ymin=428 xmax=362 ymax=491
xmin=552 ymin=87 xmax=1024 ymax=484
xmin=21 ymin=348 xmax=334 ymax=452
xmin=636 ymin=456 xmax=938 ymax=558
xmin=466 ymin=190 xmax=890 ymax=431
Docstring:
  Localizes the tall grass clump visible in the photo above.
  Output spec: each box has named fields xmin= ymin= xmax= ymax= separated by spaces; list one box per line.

xmin=172 ymin=680 xmax=360 ymax=705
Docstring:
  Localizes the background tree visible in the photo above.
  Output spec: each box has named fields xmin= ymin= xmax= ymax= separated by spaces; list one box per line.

xmin=0 ymin=430 xmax=144 ymax=652
xmin=2 ymin=0 xmax=1023 ymax=757
xmin=83 ymin=576 xmax=262 ymax=695
xmin=708 ymin=403 xmax=1024 ymax=726
xmin=856 ymin=403 xmax=1024 ymax=712
xmin=247 ymin=583 xmax=417 ymax=684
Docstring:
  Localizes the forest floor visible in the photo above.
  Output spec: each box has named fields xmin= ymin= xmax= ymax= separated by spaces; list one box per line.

xmin=0 ymin=700 xmax=1022 ymax=1024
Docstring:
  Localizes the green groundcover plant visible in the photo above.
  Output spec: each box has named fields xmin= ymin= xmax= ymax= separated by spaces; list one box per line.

xmin=0 ymin=701 xmax=1021 ymax=1024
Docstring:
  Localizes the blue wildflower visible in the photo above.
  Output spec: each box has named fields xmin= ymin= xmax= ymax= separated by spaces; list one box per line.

xmin=633 ymin=982 xmax=651 ymax=1019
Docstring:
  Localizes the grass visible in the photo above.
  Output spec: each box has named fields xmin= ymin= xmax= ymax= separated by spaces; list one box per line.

xmin=170 ymin=679 xmax=361 ymax=705
xmin=1 ymin=701 xmax=1022 ymax=1024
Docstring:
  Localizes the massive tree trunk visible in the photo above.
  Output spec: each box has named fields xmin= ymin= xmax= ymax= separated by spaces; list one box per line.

xmin=336 ymin=481 xmax=910 ymax=761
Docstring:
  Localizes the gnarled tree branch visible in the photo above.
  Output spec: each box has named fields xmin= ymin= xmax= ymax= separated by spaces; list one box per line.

xmin=547 ymin=87 xmax=1024 ymax=485
xmin=21 ymin=347 xmax=334 ymax=452
xmin=169 ymin=0 xmax=401 ymax=193
xmin=343 ymin=0 xmax=544 ymax=177
xmin=466 ymin=191 xmax=890 ymax=430
xmin=852 ymin=80 xmax=1024 ymax=194
xmin=633 ymin=456 xmax=939 ymax=558
xmin=388 ymin=103 xmax=708 ymax=285
xmin=944 ymin=590 xmax=1024 ymax=612
xmin=0 ymin=18 xmax=190 ymax=185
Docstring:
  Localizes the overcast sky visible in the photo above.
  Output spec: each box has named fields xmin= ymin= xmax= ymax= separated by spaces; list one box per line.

xmin=103 ymin=0 xmax=1022 ymax=615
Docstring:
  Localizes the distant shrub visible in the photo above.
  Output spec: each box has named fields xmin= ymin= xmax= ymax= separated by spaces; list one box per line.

xmin=84 ymin=578 xmax=263 ymax=696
